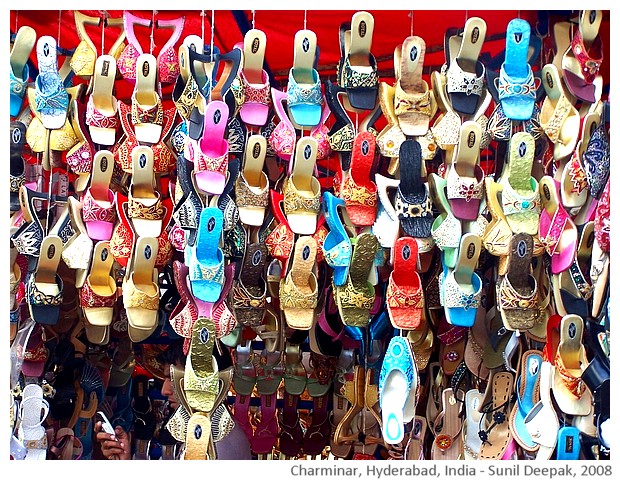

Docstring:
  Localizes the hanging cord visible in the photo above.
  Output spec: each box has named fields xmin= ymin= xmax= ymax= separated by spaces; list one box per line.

xmin=150 ymin=10 xmax=156 ymax=54
xmin=252 ymin=9 xmax=256 ymax=29
xmin=209 ymin=9 xmax=215 ymax=102
xmin=15 ymin=11 xmax=19 ymax=33
xmin=304 ymin=10 xmax=307 ymax=30
xmin=410 ymin=10 xmax=414 ymax=36
xmin=57 ymin=10 xmax=62 ymax=46
xmin=200 ymin=10 xmax=205 ymax=47
xmin=465 ymin=10 xmax=469 ymax=22
xmin=101 ymin=10 xmax=109 ymax=55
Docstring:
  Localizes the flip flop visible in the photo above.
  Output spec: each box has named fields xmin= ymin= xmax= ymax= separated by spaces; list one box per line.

xmin=443 ymin=233 xmax=482 ymax=328
xmin=478 ymin=371 xmax=514 ymax=460
xmin=235 ymin=135 xmax=269 ymax=226
xmin=34 ymin=36 xmax=69 ymax=129
xmin=552 ymin=314 xmax=593 ymax=416
xmin=10 ymin=26 xmax=36 ymax=117
xmin=430 ymin=388 xmax=464 ymax=460
xmin=240 ymin=29 xmax=271 ymax=127
xmin=508 ymin=350 xmax=543 ymax=452
xmin=322 ymin=191 xmax=354 ymax=286
xmin=82 ymin=150 xmax=116 ymax=241
xmin=252 ymin=351 xmax=283 ymax=457
xmin=26 ymin=235 xmax=64 ymax=325
xmin=394 ymin=36 xmax=437 ymax=136
xmin=338 ymin=12 xmax=379 ymax=110
xmin=446 ymin=17 xmax=487 ymax=116
xmin=340 ymin=132 xmax=378 ymax=227
xmin=128 ymin=146 xmax=165 ymax=238
xmin=80 ymin=241 xmax=117 ymax=327
xmin=447 ymin=121 xmax=484 ymax=221
xmin=287 ymin=29 xmax=323 ymax=127
xmin=540 ymin=63 xmax=580 ymax=160
xmin=379 ymin=336 xmax=418 ymax=445
xmin=184 ymin=316 xmax=219 ymax=414
xmin=499 ymin=131 xmax=541 ymax=235
xmin=334 ymin=232 xmax=378 ymax=327
xmin=495 ymin=19 xmax=540 ymax=121
xmin=283 ymin=137 xmax=321 ymax=235
xmin=386 ymin=237 xmax=424 ymax=330
xmin=497 ymin=233 xmax=539 ymax=332
xmin=280 ymin=236 xmax=319 ymax=330
xmin=562 ymin=10 xmax=603 ymax=103
xmin=189 ymin=207 xmax=225 ymax=303
xmin=372 ymin=174 xmax=400 ymax=248
xmin=131 ymin=53 xmax=163 ymax=144
xmin=462 ymin=389 xmax=484 ymax=460
xmin=230 ymin=240 xmax=267 ymax=329
xmin=429 ymin=173 xmax=461 ymax=269
xmin=86 ymin=55 xmax=119 ymax=146
xmin=395 ymin=139 xmax=433 ymax=238
xmin=187 ymin=100 xmax=229 ymax=195
xmin=538 ymin=176 xmax=577 ymax=274
xmin=123 ymin=237 xmax=159 ymax=342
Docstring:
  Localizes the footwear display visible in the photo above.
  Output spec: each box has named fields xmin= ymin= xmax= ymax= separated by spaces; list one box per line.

xmin=8 ymin=9 xmax=610 ymax=462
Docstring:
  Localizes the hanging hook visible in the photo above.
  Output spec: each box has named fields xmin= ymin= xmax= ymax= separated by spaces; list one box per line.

xmin=150 ymin=10 xmax=156 ymax=54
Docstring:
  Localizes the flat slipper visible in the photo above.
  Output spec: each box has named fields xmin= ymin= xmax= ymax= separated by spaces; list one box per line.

xmin=34 ymin=36 xmax=69 ymax=129
xmin=498 ymin=233 xmax=539 ymax=332
xmin=82 ymin=150 xmax=116 ymax=241
xmin=394 ymin=36 xmax=437 ymax=136
xmin=538 ymin=176 xmax=577 ymax=274
xmin=287 ymin=29 xmax=323 ymax=127
xmin=240 ymin=29 xmax=271 ymax=127
xmin=26 ymin=235 xmax=64 ymax=325
xmin=386 ymin=236 xmax=424 ymax=330
xmin=430 ymin=388 xmax=464 ymax=459
xmin=280 ymin=236 xmax=319 ymax=330
xmin=80 ymin=241 xmax=117 ymax=327
xmin=462 ymin=389 xmax=484 ymax=460
xmin=131 ymin=53 xmax=163 ymax=144
xmin=495 ymin=19 xmax=540 ymax=121
xmin=10 ymin=26 xmax=36 ymax=117
xmin=478 ymin=371 xmax=514 ymax=460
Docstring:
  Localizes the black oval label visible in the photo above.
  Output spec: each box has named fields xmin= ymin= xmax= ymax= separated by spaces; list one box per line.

xmin=101 ymin=60 xmax=110 ymax=77
xmin=302 ymin=37 xmax=310 ymax=53
xmin=517 ymin=240 xmax=527 ymax=257
xmin=213 ymin=109 xmax=221 ymax=125
xmin=413 ymin=421 xmax=421 ymax=436
xmin=139 ymin=153 xmax=147 ymax=168
xmin=251 ymin=38 xmax=260 ymax=54
xmin=194 ymin=424 xmax=202 ymax=439
xmin=529 ymin=358 xmax=539 ymax=376
xmin=467 ymin=244 xmax=475 ymax=259
xmin=252 ymin=249 xmax=262 ymax=265
xmin=304 ymin=144 xmax=312 ymax=160
xmin=543 ymin=183 xmax=551 ymax=200
xmin=48 ymin=244 xmax=56 ymax=259
xmin=302 ymin=245 xmax=310 ymax=261
xmin=402 ymin=244 xmax=411 ymax=261
xmin=101 ymin=156 xmax=108 ymax=172
xmin=361 ymin=140 xmax=370 ymax=156
xmin=568 ymin=322 xmax=577 ymax=339
xmin=253 ymin=142 xmax=261 ymax=158
xmin=208 ymin=217 xmax=216 ymax=232
xmin=101 ymin=248 xmax=108 ymax=261
xmin=589 ymin=10 xmax=597 ymax=24
xmin=180 ymin=51 xmax=185 ymax=67
xmin=142 ymin=61 xmax=150 ymax=77
xmin=546 ymin=71 xmax=554 ymax=89
xmin=471 ymin=27 xmax=480 ymax=44
xmin=467 ymin=131 xmax=476 ymax=148
xmin=587 ymin=232 xmax=595 ymax=248
xmin=518 ymin=141 xmax=527 ymax=157
xmin=144 ymin=245 xmax=152 ymax=259
xmin=12 ymin=128 xmax=22 ymax=144
xmin=43 ymin=43 xmax=50 ymax=57
xmin=410 ymin=46 xmax=418 ymax=62
xmin=514 ymin=32 xmax=523 ymax=43
xmin=359 ymin=21 xmax=367 ymax=37
xmin=200 ymin=327 xmax=210 ymax=344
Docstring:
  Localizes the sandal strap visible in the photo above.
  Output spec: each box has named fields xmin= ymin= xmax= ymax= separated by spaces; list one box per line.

xmin=554 ymin=349 xmax=586 ymax=398
xmin=442 ymin=271 xmax=481 ymax=310
xmin=131 ymin=95 xmax=163 ymax=126
xmin=82 ymin=189 xmax=116 ymax=223
xmin=287 ymin=68 xmax=323 ymax=107
xmin=80 ymin=277 xmax=116 ymax=308
xmin=539 ymin=207 xmax=569 ymax=256
xmin=395 ymin=186 xmax=433 ymax=220
xmin=386 ymin=277 xmax=424 ymax=309
xmin=280 ymin=275 xmax=318 ymax=310
xmin=432 ymin=213 xmax=462 ymax=250
xmin=542 ymin=93 xmax=572 ymax=143
xmin=496 ymin=65 xmax=538 ymax=101
xmin=501 ymin=177 xmax=542 ymax=216
xmin=336 ymin=280 xmax=375 ymax=310
xmin=283 ymin=177 xmax=321 ymax=214
xmin=570 ymin=29 xmax=603 ymax=84
xmin=498 ymin=274 xmax=539 ymax=311
xmin=339 ymin=55 xmax=379 ymax=90
xmin=123 ymin=277 xmax=159 ymax=310
xmin=240 ymin=70 xmax=271 ymax=107
xmin=26 ymin=274 xmax=63 ymax=306
xmin=86 ymin=95 xmax=118 ymax=129
xmin=127 ymin=194 xmax=165 ymax=221
xmin=447 ymin=165 xmax=484 ymax=203
xmin=394 ymin=82 xmax=434 ymax=117
xmin=187 ymin=139 xmax=228 ymax=177
xmin=566 ymin=150 xmax=589 ymax=196
xmin=446 ymin=59 xmax=485 ymax=96
xmin=235 ymin=173 xmax=269 ymax=208
xmin=340 ymin=175 xmax=378 ymax=208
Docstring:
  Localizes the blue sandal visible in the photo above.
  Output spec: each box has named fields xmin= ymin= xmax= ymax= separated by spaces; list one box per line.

xmin=322 ymin=192 xmax=353 ymax=287
xmin=34 ymin=36 xmax=69 ymax=129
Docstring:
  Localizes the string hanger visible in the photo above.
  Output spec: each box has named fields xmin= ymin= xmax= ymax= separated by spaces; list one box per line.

xmin=409 ymin=10 xmax=414 ymax=37
xmin=252 ymin=9 xmax=256 ymax=29
xmin=57 ymin=10 xmax=62 ymax=46
xmin=304 ymin=10 xmax=307 ymax=30
xmin=100 ymin=10 xmax=110 ymax=54
xmin=150 ymin=10 xmax=156 ymax=54
xmin=200 ymin=10 xmax=205 ymax=46
xmin=15 ymin=11 xmax=19 ymax=33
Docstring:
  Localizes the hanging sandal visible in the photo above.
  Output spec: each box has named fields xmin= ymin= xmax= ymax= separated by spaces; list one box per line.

xmin=322 ymin=191 xmax=354 ymax=286
xmin=128 ymin=146 xmax=165 ymax=238
xmin=80 ymin=241 xmax=117 ymax=327
xmin=82 ymin=150 xmax=116 ymax=241
xmin=131 ymin=53 xmax=163 ymax=144
xmin=34 ymin=36 xmax=69 ymax=129
xmin=27 ymin=235 xmax=64 ymax=325
xmin=430 ymin=388 xmax=464 ymax=460
xmin=287 ymin=29 xmax=323 ymax=127
xmin=86 ymin=55 xmax=119 ymax=146
xmin=230 ymin=238 xmax=267 ymax=328
xmin=10 ymin=25 xmax=36 ymax=117
xmin=235 ymin=135 xmax=269 ymax=226
xmin=184 ymin=316 xmax=219 ymax=414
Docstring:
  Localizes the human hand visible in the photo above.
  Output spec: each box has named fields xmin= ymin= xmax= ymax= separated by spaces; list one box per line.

xmin=94 ymin=422 xmax=131 ymax=460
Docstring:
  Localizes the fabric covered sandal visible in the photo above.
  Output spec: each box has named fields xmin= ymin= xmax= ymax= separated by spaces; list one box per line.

xmin=236 ymin=135 xmax=269 ymax=226
xmin=442 ymin=233 xmax=482 ymax=328
xmin=131 ymin=53 xmax=163 ymax=144
xmin=394 ymin=36 xmax=437 ymax=136
xmin=230 ymin=240 xmax=267 ymax=328
xmin=445 ymin=17 xmax=487 ymax=116
xmin=86 ymin=55 xmax=119 ymax=145
xmin=239 ymin=29 xmax=271 ymax=127
xmin=334 ymin=232 xmax=379 ymax=327
xmin=538 ymin=176 xmax=577 ymax=274
xmin=461 ymin=389 xmax=484 ymax=460
xmin=376 ymin=82 xmax=406 ymax=159
xmin=252 ymin=351 xmax=283 ymax=457
xmin=395 ymin=139 xmax=433 ymax=238
xmin=287 ymin=29 xmax=323 ymax=127
xmin=34 ymin=36 xmax=69 ymax=129
xmin=280 ymin=236 xmax=319 ymax=330
xmin=184 ymin=316 xmax=219 ymax=414
xmin=495 ymin=19 xmax=540 ymax=121
xmin=123 ymin=237 xmax=159 ymax=342
xmin=18 ymin=383 xmax=50 ymax=460
xmin=539 ymin=64 xmax=579 ymax=160
xmin=337 ymin=11 xmax=379 ymax=110
xmin=80 ymin=241 xmax=117 ymax=327
xmin=188 ymin=207 xmax=225 ymax=302
xmin=582 ymin=106 xmax=609 ymax=200
xmin=26 ymin=235 xmax=64 ymax=325
xmin=82 ymin=150 xmax=116 ymax=241
xmin=283 ymin=137 xmax=321 ymax=235
xmin=430 ymin=388 xmax=464 ymax=460
xmin=10 ymin=26 xmax=36 ymax=117
xmin=386 ymin=236 xmax=424 ymax=330
xmin=497 ymin=233 xmax=539 ymax=332
xmin=499 ymin=131 xmax=541 ymax=235
xmin=478 ymin=371 xmax=514 ymax=460
xmin=322 ymin=191 xmax=354 ymax=286
xmin=429 ymin=173 xmax=461 ymax=269
xmin=340 ymin=132 xmax=378 ymax=227
xmin=128 ymin=146 xmax=165 ymax=238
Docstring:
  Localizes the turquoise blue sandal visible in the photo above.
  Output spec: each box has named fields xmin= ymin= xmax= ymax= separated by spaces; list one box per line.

xmin=322 ymin=192 xmax=353 ymax=286
xmin=34 ymin=36 xmax=69 ymax=130
xmin=188 ymin=207 xmax=225 ymax=302
xmin=509 ymin=350 xmax=543 ymax=452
